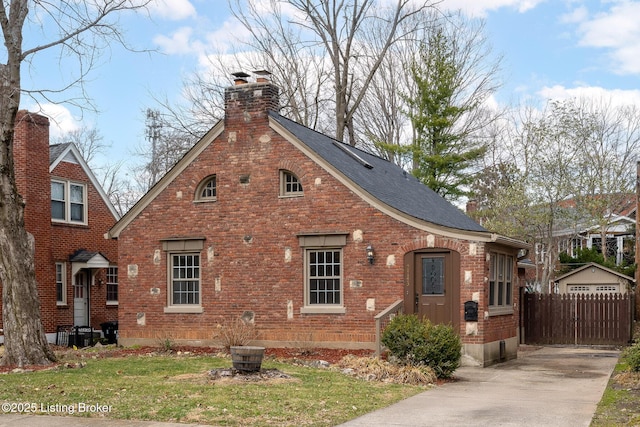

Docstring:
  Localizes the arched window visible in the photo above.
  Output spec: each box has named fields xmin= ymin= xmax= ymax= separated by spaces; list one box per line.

xmin=279 ymin=170 xmax=303 ymax=197
xmin=195 ymin=175 xmax=217 ymax=201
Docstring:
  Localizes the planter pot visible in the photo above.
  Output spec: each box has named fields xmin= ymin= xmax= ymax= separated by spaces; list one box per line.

xmin=230 ymin=346 xmax=265 ymax=372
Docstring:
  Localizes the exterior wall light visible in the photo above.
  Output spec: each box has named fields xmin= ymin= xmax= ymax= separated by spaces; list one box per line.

xmin=366 ymin=244 xmax=375 ymax=264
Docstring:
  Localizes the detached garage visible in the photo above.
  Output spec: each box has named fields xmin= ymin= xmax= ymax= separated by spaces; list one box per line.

xmin=554 ymin=262 xmax=634 ymax=295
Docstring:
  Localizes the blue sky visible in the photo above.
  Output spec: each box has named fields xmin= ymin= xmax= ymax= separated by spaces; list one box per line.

xmin=22 ymin=0 xmax=640 ymax=172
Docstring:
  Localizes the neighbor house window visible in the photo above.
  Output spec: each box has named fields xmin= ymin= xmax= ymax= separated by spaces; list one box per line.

xmin=195 ymin=175 xmax=217 ymax=201
xmin=280 ymin=170 xmax=303 ymax=197
xmin=298 ymin=233 xmax=347 ymax=314
xmin=489 ymin=252 xmax=513 ymax=314
xmin=106 ymin=266 xmax=118 ymax=304
xmin=51 ymin=179 xmax=87 ymax=224
xmin=56 ymin=262 xmax=66 ymax=305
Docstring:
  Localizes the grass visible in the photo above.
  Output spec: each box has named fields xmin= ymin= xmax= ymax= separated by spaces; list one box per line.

xmin=591 ymin=324 xmax=640 ymax=427
xmin=0 ymin=350 xmax=426 ymax=426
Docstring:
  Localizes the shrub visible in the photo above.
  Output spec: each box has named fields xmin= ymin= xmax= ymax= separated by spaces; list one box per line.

xmin=381 ymin=314 xmax=462 ymax=378
xmin=624 ymin=342 xmax=640 ymax=372
xmin=214 ymin=317 xmax=258 ymax=351
xmin=381 ymin=313 xmax=428 ymax=364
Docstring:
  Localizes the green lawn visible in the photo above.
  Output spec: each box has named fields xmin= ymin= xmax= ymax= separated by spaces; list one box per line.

xmin=0 ymin=351 xmax=426 ymax=426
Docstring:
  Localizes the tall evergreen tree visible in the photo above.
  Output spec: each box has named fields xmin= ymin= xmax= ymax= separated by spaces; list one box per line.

xmin=405 ymin=28 xmax=487 ymax=200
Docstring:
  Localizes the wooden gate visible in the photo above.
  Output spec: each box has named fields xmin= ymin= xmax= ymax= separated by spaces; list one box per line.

xmin=523 ymin=293 xmax=634 ymax=345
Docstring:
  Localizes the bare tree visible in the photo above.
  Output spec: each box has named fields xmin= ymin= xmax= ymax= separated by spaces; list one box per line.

xmin=54 ymin=126 xmax=132 ymax=214
xmin=53 ymin=126 xmax=105 ymax=165
xmin=229 ymin=0 xmax=437 ymax=145
xmin=0 ymin=0 xmax=149 ymax=367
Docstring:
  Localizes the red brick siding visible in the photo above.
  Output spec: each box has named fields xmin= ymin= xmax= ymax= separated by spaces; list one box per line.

xmin=50 ymin=161 xmax=118 ymax=330
xmin=1 ymin=111 xmax=118 ymax=336
xmin=117 ymin=83 xmax=520 ymax=348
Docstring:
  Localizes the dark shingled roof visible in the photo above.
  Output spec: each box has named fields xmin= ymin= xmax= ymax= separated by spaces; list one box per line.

xmin=50 ymin=143 xmax=72 ymax=165
xmin=269 ymin=112 xmax=487 ymax=233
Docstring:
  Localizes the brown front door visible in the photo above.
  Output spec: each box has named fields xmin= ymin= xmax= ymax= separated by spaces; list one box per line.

xmin=410 ymin=251 xmax=460 ymax=328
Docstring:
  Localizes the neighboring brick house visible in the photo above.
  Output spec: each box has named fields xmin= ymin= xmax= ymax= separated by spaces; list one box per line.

xmin=108 ymin=74 xmax=528 ymax=366
xmin=0 ymin=111 xmax=119 ymax=344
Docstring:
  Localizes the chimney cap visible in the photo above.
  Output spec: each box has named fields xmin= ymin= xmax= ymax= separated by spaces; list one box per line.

xmin=231 ymin=71 xmax=251 ymax=78
xmin=253 ymin=70 xmax=271 ymax=76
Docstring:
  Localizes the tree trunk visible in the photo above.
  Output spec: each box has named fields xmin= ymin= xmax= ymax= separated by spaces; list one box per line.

xmin=0 ymin=1 xmax=56 ymax=366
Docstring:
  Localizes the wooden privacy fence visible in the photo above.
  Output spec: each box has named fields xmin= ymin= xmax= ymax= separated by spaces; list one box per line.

xmin=523 ymin=293 xmax=634 ymax=346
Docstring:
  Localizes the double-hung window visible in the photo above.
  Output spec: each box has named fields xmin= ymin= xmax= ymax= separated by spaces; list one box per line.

xmin=299 ymin=233 xmax=347 ymax=314
xmin=51 ymin=179 xmax=87 ymax=224
xmin=171 ymin=254 xmax=200 ymax=305
xmin=106 ymin=266 xmax=118 ymax=304
xmin=56 ymin=262 xmax=66 ymax=305
xmin=162 ymin=236 xmax=205 ymax=314
xmin=489 ymin=252 xmax=513 ymax=314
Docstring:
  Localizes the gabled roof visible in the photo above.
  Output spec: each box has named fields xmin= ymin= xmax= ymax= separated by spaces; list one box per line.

xmin=269 ymin=112 xmax=486 ymax=233
xmin=49 ymin=142 xmax=120 ymax=221
xmin=553 ymin=262 xmax=635 ymax=283
xmin=108 ymin=111 xmax=526 ymax=248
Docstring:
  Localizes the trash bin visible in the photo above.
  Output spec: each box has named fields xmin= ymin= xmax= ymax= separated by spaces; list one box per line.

xmin=100 ymin=321 xmax=118 ymax=344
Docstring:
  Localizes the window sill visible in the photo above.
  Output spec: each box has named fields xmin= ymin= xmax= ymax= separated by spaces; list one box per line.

xmin=164 ymin=306 xmax=203 ymax=314
xmin=300 ymin=306 xmax=346 ymax=314
xmin=56 ymin=303 xmax=68 ymax=308
xmin=279 ymin=193 xmax=304 ymax=199
xmin=193 ymin=198 xmax=217 ymax=203
xmin=52 ymin=220 xmax=88 ymax=227
xmin=106 ymin=301 xmax=119 ymax=306
xmin=488 ymin=306 xmax=514 ymax=316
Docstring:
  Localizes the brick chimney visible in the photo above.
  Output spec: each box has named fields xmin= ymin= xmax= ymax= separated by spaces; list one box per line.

xmin=13 ymin=111 xmax=50 ymax=211
xmin=12 ymin=111 xmax=53 ymax=330
xmin=224 ymin=71 xmax=280 ymax=127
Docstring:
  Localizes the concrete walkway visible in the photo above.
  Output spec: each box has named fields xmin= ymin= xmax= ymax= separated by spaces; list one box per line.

xmin=0 ymin=346 xmax=619 ymax=427
xmin=339 ymin=346 xmax=619 ymax=427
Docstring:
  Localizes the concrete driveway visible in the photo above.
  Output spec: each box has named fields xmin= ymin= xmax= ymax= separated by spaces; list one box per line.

xmin=339 ymin=345 xmax=619 ymax=427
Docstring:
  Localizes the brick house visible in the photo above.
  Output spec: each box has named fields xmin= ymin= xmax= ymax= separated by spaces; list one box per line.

xmin=108 ymin=74 xmax=528 ymax=366
xmin=0 ymin=111 xmax=119 ymax=344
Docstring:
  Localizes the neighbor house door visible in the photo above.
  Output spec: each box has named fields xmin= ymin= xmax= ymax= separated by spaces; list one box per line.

xmin=73 ymin=271 xmax=89 ymax=326
xmin=408 ymin=251 xmax=460 ymax=329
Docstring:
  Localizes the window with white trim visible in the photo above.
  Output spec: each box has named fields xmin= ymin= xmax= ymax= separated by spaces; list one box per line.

xmin=106 ymin=266 xmax=118 ymax=304
xmin=489 ymin=252 xmax=513 ymax=313
xmin=51 ymin=179 xmax=87 ymax=224
xmin=280 ymin=170 xmax=303 ymax=197
xmin=56 ymin=262 xmax=66 ymax=305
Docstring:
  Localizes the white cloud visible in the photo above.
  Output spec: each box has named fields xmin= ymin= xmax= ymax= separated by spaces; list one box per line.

xmin=441 ymin=0 xmax=545 ymax=17
xmin=154 ymin=26 xmax=205 ymax=55
xmin=28 ymin=103 xmax=79 ymax=140
xmin=559 ymin=5 xmax=588 ymax=24
xmin=538 ymin=84 xmax=640 ymax=107
xmin=576 ymin=1 xmax=640 ymax=75
xmin=148 ymin=0 xmax=196 ymax=21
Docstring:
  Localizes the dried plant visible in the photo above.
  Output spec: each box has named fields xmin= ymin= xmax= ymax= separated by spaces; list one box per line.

xmin=214 ymin=317 xmax=258 ymax=351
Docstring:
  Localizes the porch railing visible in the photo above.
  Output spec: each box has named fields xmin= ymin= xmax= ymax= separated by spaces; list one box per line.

xmin=374 ymin=299 xmax=404 ymax=357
